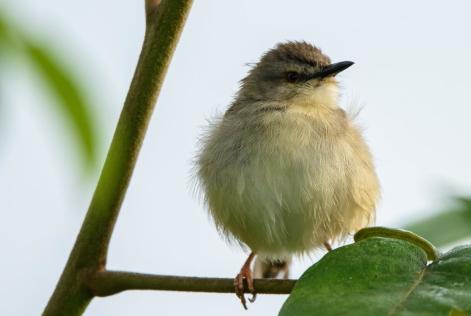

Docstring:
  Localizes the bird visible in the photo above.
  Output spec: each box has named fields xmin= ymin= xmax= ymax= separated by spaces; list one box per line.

xmin=196 ymin=41 xmax=380 ymax=309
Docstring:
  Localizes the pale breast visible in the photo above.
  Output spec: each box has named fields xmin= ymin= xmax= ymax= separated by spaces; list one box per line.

xmin=197 ymin=109 xmax=379 ymax=259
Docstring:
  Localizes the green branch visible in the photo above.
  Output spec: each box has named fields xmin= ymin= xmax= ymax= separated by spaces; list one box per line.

xmin=42 ymin=1 xmax=193 ymax=315
xmin=87 ymin=271 xmax=296 ymax=296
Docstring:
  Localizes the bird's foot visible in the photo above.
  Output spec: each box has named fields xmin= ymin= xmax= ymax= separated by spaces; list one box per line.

xmin=234 ymin=252 xmax=256 ymax=309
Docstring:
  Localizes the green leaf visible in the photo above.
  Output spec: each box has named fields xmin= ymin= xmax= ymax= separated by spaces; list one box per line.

xmin=354 ymin=226 xmax=440 ymax=261
xmin=23 ymin=41 xmax=98 ymax=171
xmin=279 ymin=232 xmax=471 ymax=315
xmin=405 ymin=197 xmax=471 ymax=247
xmin=0 ymin=10 xmax=99 ymax=172
xmin=0 ymin=16 xmax=6 ymax=41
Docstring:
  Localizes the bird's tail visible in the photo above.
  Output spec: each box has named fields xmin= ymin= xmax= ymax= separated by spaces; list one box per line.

xmin=253 ymin=256 xmax=291 ymax=279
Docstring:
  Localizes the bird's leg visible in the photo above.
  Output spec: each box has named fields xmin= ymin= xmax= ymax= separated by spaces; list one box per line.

xmin=234 ymin=252 xmax=256 ymax=309
xmin=280 ymin=260 xmax=290 ymax=279
xmin=323 ymin=241 xmax=332 ymax=252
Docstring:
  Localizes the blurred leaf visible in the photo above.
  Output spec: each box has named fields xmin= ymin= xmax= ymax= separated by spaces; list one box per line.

xmin=23 ymin=40 xmax=98 ymax=170
xmin=405 ymin=197 xmax=471 ymax=247
xmin=280 ymin=233 xmax=471 ymax=316
xmin=0 ymin=15 xmax=6 ymax=41
xmin=0 ymin=10 xmax=99 ymax=172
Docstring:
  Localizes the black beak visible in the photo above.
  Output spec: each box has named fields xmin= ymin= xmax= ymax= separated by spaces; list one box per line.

xmin=312 ymin=61 xmax=354 ymax=79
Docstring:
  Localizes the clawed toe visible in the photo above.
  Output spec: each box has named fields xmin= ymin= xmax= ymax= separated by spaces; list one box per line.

xmin=248 ymin=292 xmax=257 ymax=303
xmin=234 ymin=273 xmax=248 ymax=309
xmin=234 ymin=252 xmax=257 ymax=309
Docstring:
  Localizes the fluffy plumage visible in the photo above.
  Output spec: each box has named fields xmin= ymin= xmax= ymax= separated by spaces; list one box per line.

xmin=196 ymin=41 xmax=379 ymax=260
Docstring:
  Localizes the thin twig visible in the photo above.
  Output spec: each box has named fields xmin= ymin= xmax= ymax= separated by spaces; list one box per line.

xmin=88 ymin=271 xmax=297 ymax=296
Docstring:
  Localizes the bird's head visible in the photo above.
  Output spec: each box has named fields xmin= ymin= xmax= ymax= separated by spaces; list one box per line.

xmin=238 ymin=41 xmax=353 ymax=109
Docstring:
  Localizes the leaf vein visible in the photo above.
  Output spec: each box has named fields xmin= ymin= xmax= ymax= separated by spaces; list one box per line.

xmin=388 ymin=267 xmax=427 ymax=316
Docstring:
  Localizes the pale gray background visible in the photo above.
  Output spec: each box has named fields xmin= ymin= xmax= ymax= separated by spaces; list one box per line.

xmin=1 ymin=0 xmax=471 ymax=315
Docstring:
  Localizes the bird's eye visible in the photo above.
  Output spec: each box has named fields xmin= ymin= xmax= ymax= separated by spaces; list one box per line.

xmin=286 ymin=71 xmax=300 ymax=83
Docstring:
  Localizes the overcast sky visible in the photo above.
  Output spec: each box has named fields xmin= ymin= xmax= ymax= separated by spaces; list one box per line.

xmin=2 ymin=1 xmax=471 ymax=315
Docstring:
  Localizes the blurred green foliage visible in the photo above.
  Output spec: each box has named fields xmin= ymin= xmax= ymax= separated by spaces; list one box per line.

xmin=405 ymin=197 xmax=471 ymax=248
xmin=0 ymin=10 xmax=99 ymax=172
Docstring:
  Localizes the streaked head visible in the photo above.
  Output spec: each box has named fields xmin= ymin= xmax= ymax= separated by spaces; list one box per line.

xmin=238 ymin=41 xmax=353 ymax=108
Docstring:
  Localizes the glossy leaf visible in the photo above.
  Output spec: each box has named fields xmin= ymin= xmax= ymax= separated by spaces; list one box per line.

xmin=279 ymin=234 xmax=471 ymax=316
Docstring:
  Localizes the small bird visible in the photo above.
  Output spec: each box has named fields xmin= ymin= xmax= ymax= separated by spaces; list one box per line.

xmin=196 ymin=41 xmax=379 ymax=309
